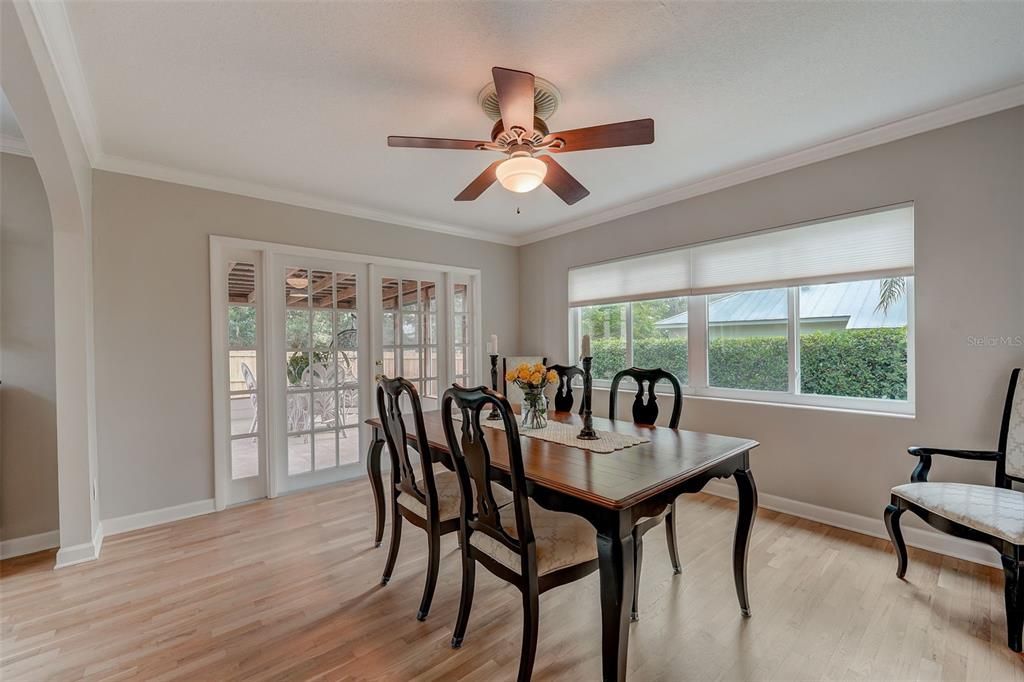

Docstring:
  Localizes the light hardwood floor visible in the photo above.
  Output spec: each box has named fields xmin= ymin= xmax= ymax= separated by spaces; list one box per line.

xmin=2 ymin=480 xmax=1022 ymax=681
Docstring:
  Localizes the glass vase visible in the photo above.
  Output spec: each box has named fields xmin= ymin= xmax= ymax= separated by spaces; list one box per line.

xmin=521 ymin=388 xmax=548 ymax=430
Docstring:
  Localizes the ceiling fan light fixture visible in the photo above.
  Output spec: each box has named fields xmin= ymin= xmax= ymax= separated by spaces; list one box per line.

xmin=286 ymin=276 xmax=309 ymax=289
xmin=496 ymin=154 xmax=546 ymax=193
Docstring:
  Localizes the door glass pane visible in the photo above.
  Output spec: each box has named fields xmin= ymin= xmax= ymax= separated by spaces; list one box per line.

xmin=286 ymin=310 xmax=310 ymax=349
xmin=708 ymin=288 xmax=789 ymax=391
xmin=230 ymin=394 xmax=257 ymax=436
xmin=286 ymin=351 xmax=311 ymax=387
xmin=288 ymin=435 xmax=312 ymax=474
xmin=231 ymin=437 xmax=259 ymax=480
xmin=339 ymin=427 xmax=359 ymax=465
xmin=314 ymin=430 xmax=337 ymax=470
xmin=312 ymin=310 xmax=333 ymax=348
xmin=403 ymin=351 xmax=420 ymax=379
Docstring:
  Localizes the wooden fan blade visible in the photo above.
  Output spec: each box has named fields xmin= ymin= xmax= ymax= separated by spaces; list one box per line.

xmin=543 ymin=118 xmax=654 ymax=153
xmin=492 ymin=67 xmax=535 ymax=135
xmin=388 ymin=136 xmax=487 ymax=150
xmin=538 ymin=156 xmax=589 ymax=205
xmin=454 ymin=160 xmax=503 ymax=201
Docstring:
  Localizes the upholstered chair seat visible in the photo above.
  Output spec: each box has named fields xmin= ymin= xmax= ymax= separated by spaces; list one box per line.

xmin=399 ymin=470 xmax=513 ymax=522
xmin=469 ymin=499 xmax=599 ymax=576
xmin=891 ymin=482 xmax=1024 ymax=544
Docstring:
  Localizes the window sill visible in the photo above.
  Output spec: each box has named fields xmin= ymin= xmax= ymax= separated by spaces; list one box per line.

xmin=590 ymin=384 xmax=915 ymax=419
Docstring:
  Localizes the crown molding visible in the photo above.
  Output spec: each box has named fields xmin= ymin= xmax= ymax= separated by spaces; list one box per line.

xmin=26 ymin=0 xmax=99 ymax=164
xmin=0 ymin=133 xmax=32 ymax=157
xmin=93 ymin=153 xmax=521 ymax=246
xmin=517 ymin=82 xmax=1024 ymax=245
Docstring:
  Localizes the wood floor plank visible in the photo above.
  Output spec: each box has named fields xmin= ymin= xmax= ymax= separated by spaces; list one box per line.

xmin=1 ymin=479 xmax=1020 ymax=681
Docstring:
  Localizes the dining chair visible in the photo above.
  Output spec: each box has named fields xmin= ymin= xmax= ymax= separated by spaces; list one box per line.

xmin=502 ymin=356 xmax=548 ymax=405
xmin=885 ymin=367 xmax=1024 ymax=652
xmin=376 ymin=376 xmax=510 ymax=621
xmin=609 ymin=367 xmax=684 ymax=621
xmin=547 ymin=364 xmax=584 ymax=414
xmin=441 ymin=385 xmax=599 ymax=682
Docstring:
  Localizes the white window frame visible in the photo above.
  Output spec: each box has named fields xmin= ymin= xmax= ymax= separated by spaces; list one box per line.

xmin=569 ymin=277 xmax=915 ymax=416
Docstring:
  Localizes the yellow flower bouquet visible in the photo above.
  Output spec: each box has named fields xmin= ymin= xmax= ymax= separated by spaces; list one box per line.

xmin=504 ymin=362 xmax=558 ymax=429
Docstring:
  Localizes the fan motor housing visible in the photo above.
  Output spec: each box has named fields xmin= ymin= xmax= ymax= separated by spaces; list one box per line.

xmin=478 ymin=76 xmax=561 ymax=122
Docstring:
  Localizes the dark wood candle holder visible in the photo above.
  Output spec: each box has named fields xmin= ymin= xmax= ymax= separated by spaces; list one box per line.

xmin=487 ymin=354 xmax=501 ymax=420
xmin=577 ymin=356 xmax=599 ymax=440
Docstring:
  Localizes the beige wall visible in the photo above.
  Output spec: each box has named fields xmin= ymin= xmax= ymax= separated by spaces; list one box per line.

xmin=0 ymin=152 xmax=59 ymax=540
xmin=519 ymin=106 xmax=1024 ymax=521
xmin=91 ymin=171 xmax=520 ymax=519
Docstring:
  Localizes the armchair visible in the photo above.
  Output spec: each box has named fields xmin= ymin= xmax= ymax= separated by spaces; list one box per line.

xmin=884 ymin=368 xmax=1024 ymax=651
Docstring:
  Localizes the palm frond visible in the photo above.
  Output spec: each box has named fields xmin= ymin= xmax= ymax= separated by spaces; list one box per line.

xmin=876 ymin=277 xmax=906 ymax=314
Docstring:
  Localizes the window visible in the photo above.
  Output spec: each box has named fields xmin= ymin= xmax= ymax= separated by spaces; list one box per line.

xmin=574 ymin=296 xmax=688 ymax=385
xmin=568 ymin=205 xmax=914 ymax=413
xmin=798 ymin=278 xmax=909 ymax=401
xmin=707 ymin=288 xmax=788 ymax=391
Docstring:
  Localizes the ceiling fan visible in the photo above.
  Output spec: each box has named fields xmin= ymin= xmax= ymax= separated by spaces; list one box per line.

xmin=387 ymin=67 xmax=654 ymax=205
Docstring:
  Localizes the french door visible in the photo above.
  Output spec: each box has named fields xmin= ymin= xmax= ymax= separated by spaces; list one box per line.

xmin=268 ymin=255 xmax=368 ymax=495
xmin=212 ymin=237 xmax=482 ymax=508
xmin=376 ymin=268 xmax=447 ymax=412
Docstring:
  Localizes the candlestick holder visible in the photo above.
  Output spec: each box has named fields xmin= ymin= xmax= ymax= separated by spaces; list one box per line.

xmin=577 ymin=356 xmax=599 ymax=440
xmin=487 ymin=354 xmax=501 ymax=420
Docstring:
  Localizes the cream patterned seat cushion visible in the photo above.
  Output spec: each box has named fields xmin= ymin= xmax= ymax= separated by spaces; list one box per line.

xmin=398 ymin=470 xmax=512 ymax=522
xmin=892 ymin=482 xmax=1024 ymax=544
xmin=470 ymin=500 xmax=598 ymax=576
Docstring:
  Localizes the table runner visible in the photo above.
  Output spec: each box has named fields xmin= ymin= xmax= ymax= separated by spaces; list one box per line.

xmin=460 ymin=415 xmax=650 ymax=454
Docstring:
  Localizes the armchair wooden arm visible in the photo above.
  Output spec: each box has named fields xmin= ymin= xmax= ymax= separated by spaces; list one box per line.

xmin=906 ymin=446 xmax=1003 ymax=482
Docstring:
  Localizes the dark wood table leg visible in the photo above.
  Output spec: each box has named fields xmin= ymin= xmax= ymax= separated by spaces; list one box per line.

xmin=597 ymin=512 xmax=635 ymax=682
xmin=732 ymin=464 xmax=757 ymax=617
xmin=366 ymin=426 xmax=386 ymax=548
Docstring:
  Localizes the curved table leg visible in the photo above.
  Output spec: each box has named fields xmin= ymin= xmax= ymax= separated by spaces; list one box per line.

xmin=733 ymin=467 xmax=757 ymax=617
xmin=366 ymin=428 xmax=386 ymax=548
xmin=597 ymin=513 xmax=635 ymax=682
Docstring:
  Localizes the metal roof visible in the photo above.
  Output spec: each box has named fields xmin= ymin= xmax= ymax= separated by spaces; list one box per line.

xmin=655 ymin=280 xmax=908 ymax=329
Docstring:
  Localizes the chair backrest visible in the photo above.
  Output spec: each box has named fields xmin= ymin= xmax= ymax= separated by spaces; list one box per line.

xmin=547 ymin=364 xmax=584 ymax=414
xmin=441 ymin=384 xmax=536 ymax=575
xmin=997 ymin=367 xmax=1024 ymax=485
xmin=376 ymin=376 xmax=440 ymax=518
xmin=502 ymin=356 xmax=548 ymax=405
xmin=241 ymin=362 xmax=258 ymax=408
xmin=609 ymin=367 xmax=683 ymax=429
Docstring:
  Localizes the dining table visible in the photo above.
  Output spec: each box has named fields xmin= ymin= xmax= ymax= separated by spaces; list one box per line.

xmin=364 ymin=409 xmax=759 ymax=682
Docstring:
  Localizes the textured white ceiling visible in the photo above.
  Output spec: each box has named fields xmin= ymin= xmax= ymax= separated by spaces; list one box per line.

xmin=63 ymin=1 xmax=1024 ymax=241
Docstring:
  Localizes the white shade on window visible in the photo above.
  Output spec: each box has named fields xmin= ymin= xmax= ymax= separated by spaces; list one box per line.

xmin=567 ymin=249 xmax=691 ymax=307
xmin=568 ymin=204 xmax=913 ymax=305
xmin=689 ymin=205 xmax=914 ymax=295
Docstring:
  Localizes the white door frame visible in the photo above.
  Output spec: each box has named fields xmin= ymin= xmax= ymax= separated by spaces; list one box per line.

xmin=210 ymin=236 xmax=482 ymax=510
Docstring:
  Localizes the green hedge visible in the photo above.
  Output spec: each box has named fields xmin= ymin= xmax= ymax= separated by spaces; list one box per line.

xmin=590 ymin=327 xmax=907 ymax=400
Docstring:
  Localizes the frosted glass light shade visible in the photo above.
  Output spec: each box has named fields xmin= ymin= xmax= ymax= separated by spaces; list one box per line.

xmin=496 ymin=156 xmax=547 ymax=193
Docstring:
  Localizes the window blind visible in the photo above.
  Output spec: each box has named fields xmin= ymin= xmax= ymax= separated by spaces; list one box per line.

xmin=567 ymin=249 xmax=691 ymax=307
xmin=567 ymin=205 xmax=913 ymax=306
xmin=689 ymin=205 xmax=914 ymax=295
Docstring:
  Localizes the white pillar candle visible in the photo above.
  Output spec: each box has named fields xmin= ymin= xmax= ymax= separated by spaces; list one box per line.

xmin=581 ymin=334 xmax=591 ymax=358
xmin=490 ymin=334 xmax=499 ymax=354
xmin=486 ymin=341 xmax=493 ymax=355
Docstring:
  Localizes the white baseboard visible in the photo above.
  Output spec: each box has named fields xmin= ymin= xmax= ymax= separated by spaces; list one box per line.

xmin=54 ymin=522 xmax=104 ymax=569
xmin=101 ymin=498 xmax=216 ymax=537
xmin=701 ymin=480 xmax=1001 ymax=569
xmin=0 ymin=529 xmax=60 ymax=560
